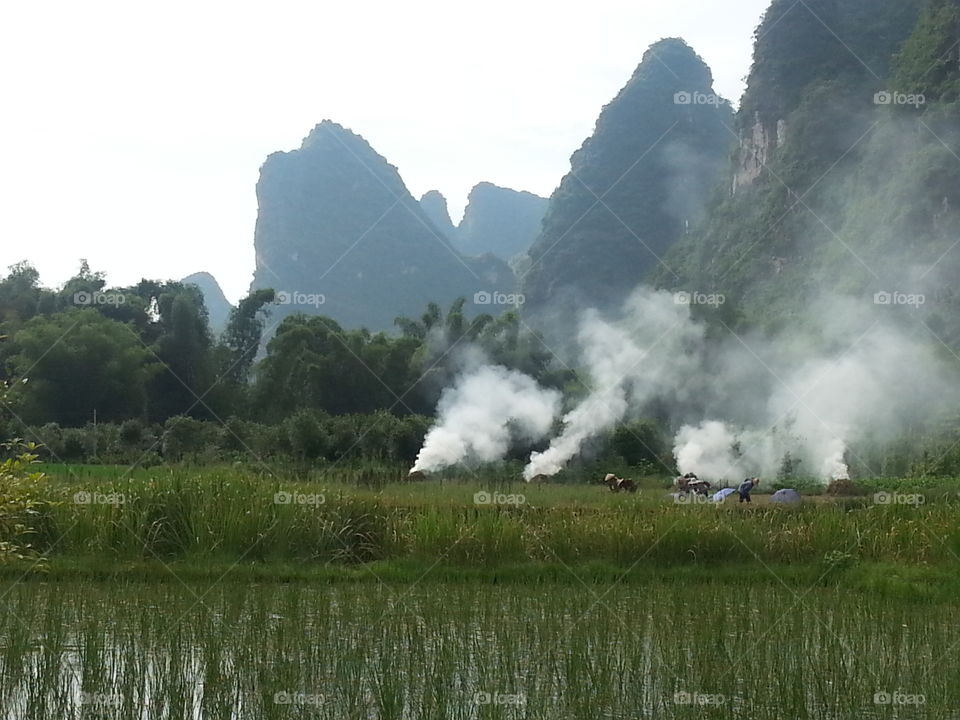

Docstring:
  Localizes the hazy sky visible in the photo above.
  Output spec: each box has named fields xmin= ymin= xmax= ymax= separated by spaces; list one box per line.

xmin=1 ymin=0 xmax=771 ymax=302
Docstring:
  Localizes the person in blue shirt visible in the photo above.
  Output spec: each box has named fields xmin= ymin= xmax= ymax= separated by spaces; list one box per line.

xmin=738 ymin=477 xmax=759 ymax=503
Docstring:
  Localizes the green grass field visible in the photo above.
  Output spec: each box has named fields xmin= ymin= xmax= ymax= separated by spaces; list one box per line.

xmin=0 ymin=464 xmax=949 ymax=590
xmin=0 ymin=464 xmax=957 ymax=718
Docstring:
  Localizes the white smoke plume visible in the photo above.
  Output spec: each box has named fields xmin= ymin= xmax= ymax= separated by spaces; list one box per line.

xmin=413 ymin=285 xmax=957 ymax=484
xmin=674 ymin=421 xmax=741 ymax=480
xmin=672 ymin=315 xmax=953 ymax=483
xmin=523 ymin=288 xmax=703 ymax=480
xmin=410 ymin=364 xmax=562 ymax=473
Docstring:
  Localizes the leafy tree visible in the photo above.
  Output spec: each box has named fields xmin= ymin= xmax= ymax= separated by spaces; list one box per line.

xmin=255 ymin=315 xmax=417 ymax=420
xmin=8 ymin=310 xmax=155 ymax=426
xmin=220 ymin=288 xmax=276 ymax=385
xmin=0 ymin=262 xmax=54 ymax=325
xmin=58 ymin=259 xmax=106 ymax=307
xmin=148 ymin=286 xmax=217 ymax=421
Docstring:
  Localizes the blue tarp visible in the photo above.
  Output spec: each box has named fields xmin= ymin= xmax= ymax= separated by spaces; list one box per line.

xmin=712 ymin=488 xmax=737 ymax=502
xmin=770 ymin=488 xmax=802 ymax=504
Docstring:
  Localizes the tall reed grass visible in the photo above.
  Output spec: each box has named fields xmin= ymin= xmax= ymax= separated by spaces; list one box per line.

xmin=11 ymin=465 xmax=960 ymax=568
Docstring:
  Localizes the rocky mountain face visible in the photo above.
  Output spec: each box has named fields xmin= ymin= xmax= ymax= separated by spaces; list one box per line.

xmin=418 ymin=190 xmax=458 ymax=240
xmin=181 ymin=272 xmax=232 ymax=335
xmin=519 ymin=38 xmax=734 ymax=320
xmin=454 ymin=183 xmax=547 ymax=261
xmin=660 ymin=0 xmax=960 ymax=340
xmin=249 ymin=121 xmax=514 ymax=332
xmin=418 ymin=184 xmax=548 ymax=263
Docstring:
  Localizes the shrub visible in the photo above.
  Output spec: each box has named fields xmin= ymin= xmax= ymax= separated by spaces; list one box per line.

xmin=162 ymin=416 xmax=222 ymax=462
xmin=0 ymin=435 xmax=46 ymax=562
xmin=285 ymin=410 xmax=329 ymax=460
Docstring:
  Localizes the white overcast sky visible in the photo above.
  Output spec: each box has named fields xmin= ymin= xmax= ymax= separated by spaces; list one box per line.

xmin=0 ymin=0 xmax=771 ymax=303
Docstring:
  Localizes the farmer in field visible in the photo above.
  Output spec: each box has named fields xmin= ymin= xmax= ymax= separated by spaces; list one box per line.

xmin=738 ymin=477 xmax=759 ymax=503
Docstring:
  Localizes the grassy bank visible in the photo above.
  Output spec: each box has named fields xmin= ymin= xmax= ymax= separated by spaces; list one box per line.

xmin=2 ymin=557 xmax=957 ymax=603
xmin=6 ymin=464 xmax=960 ymax=572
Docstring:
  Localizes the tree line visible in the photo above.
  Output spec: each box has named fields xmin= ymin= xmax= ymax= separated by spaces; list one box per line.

xmin=0 ymin=260 xmax=577 ymax=465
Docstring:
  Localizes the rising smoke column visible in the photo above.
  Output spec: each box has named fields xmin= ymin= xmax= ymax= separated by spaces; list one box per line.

xmin=410 ymin=365 xmax=562 ymax=473
xmin=523 ymin=289 xmax=704 ymax=480
xmin=671 ymin=315 xmax=955 ymax=483
xmin=674 ymin=421 xmax=741 ymax=479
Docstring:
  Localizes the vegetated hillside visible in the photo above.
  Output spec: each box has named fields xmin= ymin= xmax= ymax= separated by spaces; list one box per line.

xmin=661 ymin=0 xmax=960 ymax=343
xmin=249 ymin=121 xmax=514 ymax=332
xmin=521 ymin=38 xmax=734 ymax=320
xmin=181 ymin=272 xmax=232 ymax=335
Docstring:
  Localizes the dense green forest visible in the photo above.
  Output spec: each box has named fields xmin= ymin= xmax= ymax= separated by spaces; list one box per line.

xmin=0 ymin=261 xmax=590 ymax=466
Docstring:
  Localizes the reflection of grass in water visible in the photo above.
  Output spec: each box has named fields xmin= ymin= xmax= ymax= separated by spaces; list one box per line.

xmin=0 ymin=581 xmax=956 ymax=718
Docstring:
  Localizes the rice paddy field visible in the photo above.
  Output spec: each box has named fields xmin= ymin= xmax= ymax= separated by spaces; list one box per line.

xmin=0 ymin=580 xmax=956 ymax=719
xmin=0 ymin=464 xmax=957 ymax=718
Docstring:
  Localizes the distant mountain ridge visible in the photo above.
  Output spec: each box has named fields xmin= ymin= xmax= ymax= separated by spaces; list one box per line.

xmin=419 ymin=184 xmax=548 ymax=263
xmin=181 ymin=272 xmax=232 ymax=335
xmin=248 ymin=121 xmax=515 ymax=332
xmin=520 ymin=38 xmax=734 ymax=319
